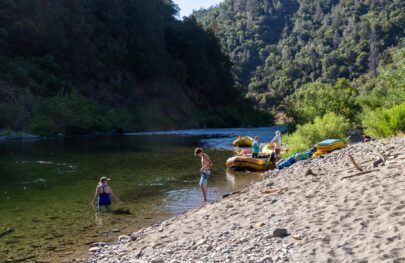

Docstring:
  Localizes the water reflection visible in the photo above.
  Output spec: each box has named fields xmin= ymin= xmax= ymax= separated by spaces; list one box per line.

xmin=0 ymin=127 xmax=282 ymax=262
xmin=225 ymin=169 xmax=263 ymax=188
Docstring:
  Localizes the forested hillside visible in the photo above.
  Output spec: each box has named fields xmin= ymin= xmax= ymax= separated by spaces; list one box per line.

xmin=194 ymin=0 xmax=405 ymax=109
xmin=0 ymin=0 xmax=269 ymax=136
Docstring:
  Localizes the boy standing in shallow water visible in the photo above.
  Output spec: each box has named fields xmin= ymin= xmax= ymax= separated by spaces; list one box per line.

xmin=194 ymin=148 xmax=213 ymax=202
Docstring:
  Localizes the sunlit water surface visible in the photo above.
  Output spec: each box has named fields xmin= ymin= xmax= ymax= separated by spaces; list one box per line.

xmin=0 ymin=127 xmax=283 ymax=262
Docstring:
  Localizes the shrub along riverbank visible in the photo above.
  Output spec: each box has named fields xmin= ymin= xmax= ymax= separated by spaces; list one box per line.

xmin=283 ymin=40 xmax=405 ymax=152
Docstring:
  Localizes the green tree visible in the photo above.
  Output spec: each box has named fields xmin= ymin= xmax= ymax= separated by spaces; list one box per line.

xmin=195 ymin=0 xmax=405 ymax=110
xmin=285 ymin=78 xmax=360 ymax=125
xmin=0 ymin=0 xmax=271 ymax=135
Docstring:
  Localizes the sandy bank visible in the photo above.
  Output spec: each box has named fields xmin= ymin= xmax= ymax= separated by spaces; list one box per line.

xmin=89 ymin=137 xmax=405 ymax=263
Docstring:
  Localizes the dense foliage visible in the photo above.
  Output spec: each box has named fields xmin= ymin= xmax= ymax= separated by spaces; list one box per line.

xmin=194 ymin=0 xmax=404 ymax=153
xmin=285 ymin=78 xmax=360 ymax=125
xmin=281 ymin=41 xmax=405 ymax=152
xmin=195 ymin=0 xmax=405 ymax=109
xmin=286 ymin=41 xmax=405 ymax=123
xmin=355 ymin=43 xmax=405 ymax=110
xmin=362 ymin=102 xmax=405 ymax=139
xmin=0 ymin=0 xmax=270 ymax=136
xmin=283 ymin=112 xmax=350 ymax=154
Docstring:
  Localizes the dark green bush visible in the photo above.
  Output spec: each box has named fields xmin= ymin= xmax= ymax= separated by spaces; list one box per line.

xmin=27 ymin=94 xmax=133 ymax=136
xmin=0 ymin=92 xmax=39 ymax=130
xmin=28 ymin=115 xmax=58 ymax=137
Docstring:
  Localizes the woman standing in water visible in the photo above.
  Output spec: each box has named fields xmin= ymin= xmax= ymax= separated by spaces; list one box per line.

xmin=91 ymin=177 xmax=120 ymax=211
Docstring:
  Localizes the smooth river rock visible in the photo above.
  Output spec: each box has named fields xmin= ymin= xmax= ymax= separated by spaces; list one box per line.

xmin=272 ymin=228 xmax=288 ymax=238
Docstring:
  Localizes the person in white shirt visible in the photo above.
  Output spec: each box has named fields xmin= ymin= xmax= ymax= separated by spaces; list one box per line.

xmin=270 ymin=130 xmax=282 ymax=161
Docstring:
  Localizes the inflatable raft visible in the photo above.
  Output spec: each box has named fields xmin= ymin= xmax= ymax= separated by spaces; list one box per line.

xmin=226 ymin=156 xmax=275 ymax=172
xmin=232 ymin=136 xmax=253 ymax=147
xmin=313 ymin=139 xmax=346 ymax=157
xmin=261 ymin=143 xmax=275 ymax=155
xmin=261 ymin=143 xmax=288 ymax=156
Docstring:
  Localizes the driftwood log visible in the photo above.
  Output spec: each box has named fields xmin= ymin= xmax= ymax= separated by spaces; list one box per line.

xmin=348 ymin=154 xmax=363 ymax=171
xmin=262 ymin=187 xmax=288 ymax=195
xmin=341 ymin=170 xmax=377 ymax=180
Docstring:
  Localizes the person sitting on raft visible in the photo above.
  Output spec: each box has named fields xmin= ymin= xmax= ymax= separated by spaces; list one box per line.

xmin=270 ymin=130 xmax=282 ymax=161
xmin=91 ymin=177 xmax=121 ymax=211
xmin=252 ymin=136 xmax=260 ymax=158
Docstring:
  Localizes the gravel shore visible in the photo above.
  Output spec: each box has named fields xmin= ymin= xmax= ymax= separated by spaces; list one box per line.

xmin=89 ymin=137 xmax=405 ymax=263
xmin=0 ymin=131 xmax=40 ymax=142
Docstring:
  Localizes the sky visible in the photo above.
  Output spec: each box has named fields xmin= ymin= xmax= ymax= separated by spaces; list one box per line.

xmin=174 ymin=0 xmax=223 ymax=18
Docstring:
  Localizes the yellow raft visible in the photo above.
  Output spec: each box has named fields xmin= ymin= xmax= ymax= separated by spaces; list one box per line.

xmin=232 ymin=136 xmax=253 ymax=147
xmin=313 ymin=139 xmax=346 ymax=157
xmin=261 ymin=143 xmax=275 ymax=154
xmin=226 ymin=156 xmax=275 ymax=172
xmin=261 ymin=143 xmax=288 ymax=155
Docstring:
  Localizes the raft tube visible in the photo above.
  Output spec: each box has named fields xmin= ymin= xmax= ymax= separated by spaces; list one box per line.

xmin=226 ymin=156 xmax=275 ymax=172
xmin=313 ymin=139 xmax=346 ymax=157
xmin=232 ymin=136 xmax=253 ymax=147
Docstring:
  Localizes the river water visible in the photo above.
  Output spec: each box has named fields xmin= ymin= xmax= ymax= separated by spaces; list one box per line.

xmin=0 ymin=127 xmax=283 ymax=262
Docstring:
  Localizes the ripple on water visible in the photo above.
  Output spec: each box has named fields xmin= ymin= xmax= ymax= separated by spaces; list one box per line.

xmin=0 ymin=127 xmax=280 ymax=261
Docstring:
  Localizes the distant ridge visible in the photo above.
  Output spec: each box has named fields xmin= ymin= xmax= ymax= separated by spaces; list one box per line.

xmin=194 ymin=0 xmax=405 ymax=109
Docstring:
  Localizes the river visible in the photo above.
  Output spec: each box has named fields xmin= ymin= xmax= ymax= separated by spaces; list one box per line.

xmin=0 ymin=126 xmax=283 ymax=262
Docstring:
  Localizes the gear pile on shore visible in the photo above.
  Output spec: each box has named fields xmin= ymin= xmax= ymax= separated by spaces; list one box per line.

xmin=89 ymin=137 xmax=405 ymax=263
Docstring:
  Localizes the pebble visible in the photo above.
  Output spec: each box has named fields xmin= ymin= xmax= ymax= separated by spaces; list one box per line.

xmin=118 ymin=235 xmax=130 ymax=243
xmin=196 ymin=238 xmax=207 ymax=246
xmin=89 ymin=247 xmax=100 ymax=253
xmin=87 ymin=138 xmax=404 ymax=263
xmin=292 ymin=234 xmax=302 ymax=240
xmin=238 ymin=237 xmax=249 ymax=243
xmin=90 ymin=242 xmax=107 ymax=247
xmin=151 ymin=257 xmax=164 ymax=263
xmin=272 ymin=228 xmax=288 ymax=238
xmin=255 ymin=222 xmax=265 ymax=228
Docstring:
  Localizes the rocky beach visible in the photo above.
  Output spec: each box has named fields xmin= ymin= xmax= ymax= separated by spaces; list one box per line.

xmin=0 ymin=131 xmax=40 ymax=142
xmin=89 ymin=137 xmax=405 ymax=263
